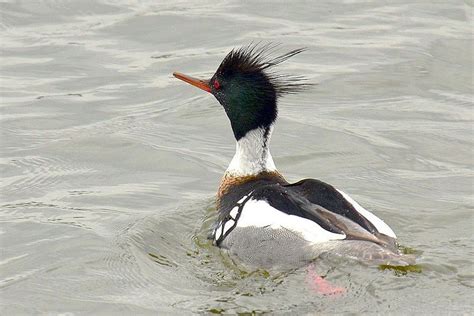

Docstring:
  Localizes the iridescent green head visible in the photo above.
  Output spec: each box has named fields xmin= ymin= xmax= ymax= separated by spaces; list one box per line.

xmin=174 ymin=44 xmax=309 ymax=140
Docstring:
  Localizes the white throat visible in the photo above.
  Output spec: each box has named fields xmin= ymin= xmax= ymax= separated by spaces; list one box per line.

xmin=225 ymin=127 xmax=276 ymax=177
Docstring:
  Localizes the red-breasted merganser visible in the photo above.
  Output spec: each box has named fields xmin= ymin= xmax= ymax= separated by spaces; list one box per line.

xmin=173 ymin=44 xmax=412 ymax=268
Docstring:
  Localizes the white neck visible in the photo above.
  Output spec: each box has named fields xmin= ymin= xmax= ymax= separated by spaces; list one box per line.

xmin=225 ymin=127 xmax=277 ymax=177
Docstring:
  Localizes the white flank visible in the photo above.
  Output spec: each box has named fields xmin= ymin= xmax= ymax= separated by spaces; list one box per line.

xmin=336 ymin=189 xmax=396 ymax=238
xmin=226 ymin=128 xmax=276 ymax=176
xmin=236 ymin=198 xmax=346 ymax=243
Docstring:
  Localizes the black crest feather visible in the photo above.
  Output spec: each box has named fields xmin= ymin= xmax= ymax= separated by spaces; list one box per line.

xmin=215 ymin=43 xmax=311 ymax=96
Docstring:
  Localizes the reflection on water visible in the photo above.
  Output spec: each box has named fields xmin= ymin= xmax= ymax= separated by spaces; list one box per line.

xmin=1 ymin=0 xmax=472 ymax=314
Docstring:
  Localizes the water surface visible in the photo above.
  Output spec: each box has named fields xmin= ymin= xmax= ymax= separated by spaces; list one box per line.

xmin=1 ymin=0 xmax=473 ymax=314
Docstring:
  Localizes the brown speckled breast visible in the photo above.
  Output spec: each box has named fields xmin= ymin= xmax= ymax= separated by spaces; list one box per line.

xmin=216 ymin=171 xmax=287 ymax=207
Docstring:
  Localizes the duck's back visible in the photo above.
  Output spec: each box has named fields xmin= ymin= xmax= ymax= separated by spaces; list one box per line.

xmin=213 ymin=174 xmax=411 ymax=268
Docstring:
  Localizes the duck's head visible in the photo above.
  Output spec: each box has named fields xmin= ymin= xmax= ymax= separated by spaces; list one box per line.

xmin=173 ymin=44 xmax=308 ymax=141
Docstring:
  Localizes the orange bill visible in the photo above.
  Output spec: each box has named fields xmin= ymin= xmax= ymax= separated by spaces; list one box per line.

xmin=173 ymin=72 xmax=211 ymax=93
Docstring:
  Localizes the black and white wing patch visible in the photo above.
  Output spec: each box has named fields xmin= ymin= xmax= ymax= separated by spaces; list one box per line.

xmin=213 ymin=187 xmax=347 ymax=246
xmin=335 ymin=189 xmax=396 ymax=238
xmin=213 ymin=179 xmax=400 ymax=250
xmin=285 ymin=179 xmax=397 ymax=239
xmin=213 ymin=193 xmax=252 ymax=246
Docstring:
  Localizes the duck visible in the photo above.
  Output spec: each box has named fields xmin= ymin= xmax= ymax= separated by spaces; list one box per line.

xmin=173 ymin=44 xmax=412 ymax=268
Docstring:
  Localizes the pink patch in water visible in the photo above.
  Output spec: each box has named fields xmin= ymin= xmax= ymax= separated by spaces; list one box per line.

xmin=305 ymin=264 xmax=346 ymax=296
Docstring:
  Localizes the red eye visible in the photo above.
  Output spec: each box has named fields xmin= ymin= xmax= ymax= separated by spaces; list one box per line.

xmin=213 ymin=80 xmax=220 ymax=90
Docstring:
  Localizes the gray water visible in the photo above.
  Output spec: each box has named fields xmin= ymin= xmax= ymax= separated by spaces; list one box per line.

xmin=1 ymin=1 xmax=473 ymax=314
